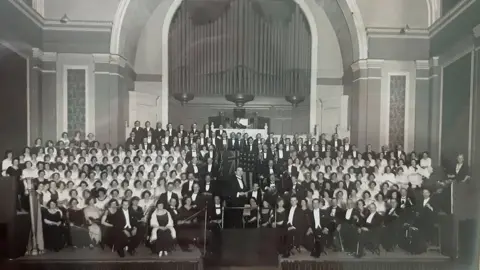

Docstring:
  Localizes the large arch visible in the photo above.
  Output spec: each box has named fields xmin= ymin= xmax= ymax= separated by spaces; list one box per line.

xmin=111 ymin=0 xmax=366 ymax=72
xmin=111 ymin=0 xmax=367 ymax=133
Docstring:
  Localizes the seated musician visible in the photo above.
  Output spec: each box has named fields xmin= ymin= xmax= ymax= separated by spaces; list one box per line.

xmin=208 ymin=195 xmax=224 ymax=255
xmin=325 ymin=198 xmax=343 ymax=250
xmin=244 ymin=198 xmax=259 ymax=228
xmin=305 ymin=199 xmax=329 ymax=258
xmin=355 ymin=203 xmax=382 ymax=258
xmin=283 ymin=196 xmax=307 ymax=258
xmin=382 ymin=199 xmax=401 ymax=251
xmin=177 ymin=197 xmax=199 ymax=251
xmin=336 ymin=198 xmax=358 ymax=253
xmin=159 ymin=182 xmax=179 ymax=206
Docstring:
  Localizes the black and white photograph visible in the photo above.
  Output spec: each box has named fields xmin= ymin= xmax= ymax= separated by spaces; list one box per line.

xmin=0 ymin=0 xmax=479 ymax=270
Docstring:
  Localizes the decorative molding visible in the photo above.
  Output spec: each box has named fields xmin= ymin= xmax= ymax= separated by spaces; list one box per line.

xmin=430 ymin=56 xmax=439 ymax=67
xmin=32 ymin=0 xmax=44 ymax=17
xmin=415 ymin=60 xmax=430 ymax=70
xmin=350 ymin=59 xmax=384 ymax=72
xmin=8 ymin=0 xmax=43 ymax=27
xmin=31 ymin=48 xmax=57 ymax=62
xmin=8 ymin=0 xmax=112 ymax=32
xmin=32 ymin=66 xmax=56 ymax=73
xmin=136 ymin=74 xmax=163 ymax=82
xmin=352 ymin=77 xmax=382 ymax=83
xmin=0 ymin=40 xmax=29 ymax=59
xmin=367 ymin=27 xmax=429 ymax=39
xmin=345 ymin=0 xmax=368 ymax=60
xmin=110 ymin=0 xmax=130 ymax=55
xmin=429 ymin=0 xmax=475 ymax=37
xmin=94 ymin=71 xmax=124 ymax=78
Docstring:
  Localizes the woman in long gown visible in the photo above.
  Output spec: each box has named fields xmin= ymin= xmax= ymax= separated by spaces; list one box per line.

xmin=43 ymin=200 xmax=65 ymax=251
xmin=101 ymin=199 xmax=119 ymax=249
xmin=67 ymin=198 xmax=92 ymax=248
xmin=149 ymin=201 xmax=175 ymax=257
xmin=273 ymin=198 xmax=287 ymax=254
xmin=84 ymin=197 xmax=102 ymax=245
xmin=244 ymin=198 xmax=259 ymax=228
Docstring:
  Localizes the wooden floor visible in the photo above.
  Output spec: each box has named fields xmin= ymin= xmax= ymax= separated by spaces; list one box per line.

xmin=15 ymin=246 xmax=202 ymax=262
xmin=281 ymin=248 xmax=449 ymax=262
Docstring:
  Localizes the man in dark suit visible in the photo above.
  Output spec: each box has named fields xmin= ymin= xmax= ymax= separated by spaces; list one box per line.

xmin=325 ymin=198 xmax=344 ymax=249
xmin=186 ymin=157 xmax=200 ymax=178
xmin=228 ymin=132 xmax=240 ymax=151
xmin=181 ymin=173 xmax=197 ymax=198
xmin=200 ymin=174 xmax=217 ymax=200
xmin=131 ymin=121 xmax=144 ymax=144
xmin=247 ymin=182 xmax=262 ymax=203
xmin=393 ymin=145 xmax=406 ymax=160
xmin=355 ymin=203 xmax=383 ymax=258
xmin=159 ymin=183 xmax=179 ymax=206
xmin=283 ymin=196 xmax=307 ymax=257
xmin=362 ymin=144 xmax=376 ymax=160
xmin=154 ymin=122 xmax=166 ymax=142
xmin=447 ymin=154 xmax=471 ymax=182
xmin=177 ymin=124 xmax=188 ymax=138
xmin=202 ymin=157 xmax=219 ymax=180
xmin=112 ymin=200 xmax=142 ymax=257
xmin=125 ymin=132 xmax=137 ymax=150
xmin=305 ymin=199 xmax=330 ymax=257
xmin=262 ymin=159 xmax=280 ymax=180
xmin=228 ymin=167 xmax=249 ymax=228
xmin=143 ymin=121 xmax=154 ymax=139
xmin=330 ymin=133 xmax=342 ymax=150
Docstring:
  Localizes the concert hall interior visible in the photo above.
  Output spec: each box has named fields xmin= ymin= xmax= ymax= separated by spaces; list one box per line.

xmin=0 ymin=0 xmax=480 ymax=270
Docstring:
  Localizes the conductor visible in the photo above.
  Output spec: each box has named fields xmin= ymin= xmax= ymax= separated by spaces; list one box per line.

xmin=228 ymin=167 xmax=249 ymax=228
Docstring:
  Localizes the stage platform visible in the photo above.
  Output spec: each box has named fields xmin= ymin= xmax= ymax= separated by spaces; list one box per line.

xmin=3 ymin=246 xmax=203 ymax=270
xmin=280 ymin=249 xmax=453 ymax=270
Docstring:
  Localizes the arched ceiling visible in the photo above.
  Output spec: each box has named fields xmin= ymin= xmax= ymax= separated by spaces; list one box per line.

xmin=111 ymin=0 xmax=363 ymax=74
xmin=111 ymin=0 xmax=435 ymax=72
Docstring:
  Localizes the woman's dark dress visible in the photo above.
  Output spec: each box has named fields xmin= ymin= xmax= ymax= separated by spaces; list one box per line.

xmin=43 ymin=209 xmax=65 ymax=251
xmin=177 ymin=206 xmax=198 ymax=249
xmin=68 ymin=208 xmax=91 ymax=247
xmin=130 ymin=206 xmax=146 ymax=246
xmin=244 ymin=207 xmax=258 ymax=228
xmin=152 ymin=213 xmax=173 ymax=253
xmin=103 ymin=210 xmax=117 ymax=248
xmin=260 ymin=208 xmax=272 ymax=227
xmin=275 ymin=209 xmax=287 ymax=253
xmin=7 ymin=167 xmax=26 ymax=210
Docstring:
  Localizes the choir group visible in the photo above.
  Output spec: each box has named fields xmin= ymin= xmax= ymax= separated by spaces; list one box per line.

xmin=0 ymin=120 xmax=470 ymax=259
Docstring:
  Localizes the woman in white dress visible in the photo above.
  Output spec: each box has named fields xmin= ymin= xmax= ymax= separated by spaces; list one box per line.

xmin=417 ymin=152 xmax=433 ymax=179
xmin=1 ymin=150 xmax=13 ymax=176
xmin=374 ymin=193 xmax=387 ymax=215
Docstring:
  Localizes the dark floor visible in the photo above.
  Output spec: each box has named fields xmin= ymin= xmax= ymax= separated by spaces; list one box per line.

xmin=15 ymin=246 xmax=202 ymax=262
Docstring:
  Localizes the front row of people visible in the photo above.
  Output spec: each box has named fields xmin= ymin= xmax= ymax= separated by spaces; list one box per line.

xmin=276 ymin=188 xmax=436 ymax=258
xmin=42 ymin=196 xmax=204 ymax=258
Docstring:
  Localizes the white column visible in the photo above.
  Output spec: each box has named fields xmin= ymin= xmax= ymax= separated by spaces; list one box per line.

xmin=32 ymin=0 xmax=45 ymax=17
xmin=340 ymin=95 xmax=349 ymax=130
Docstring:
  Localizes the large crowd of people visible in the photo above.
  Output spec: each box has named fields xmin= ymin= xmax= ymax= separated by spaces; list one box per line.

xmin=0 ymin=120 xmax=470 ymax=259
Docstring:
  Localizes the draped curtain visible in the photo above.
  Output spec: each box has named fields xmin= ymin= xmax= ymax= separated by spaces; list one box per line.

xmin=168 ymin=0 xmax=312 ymax=96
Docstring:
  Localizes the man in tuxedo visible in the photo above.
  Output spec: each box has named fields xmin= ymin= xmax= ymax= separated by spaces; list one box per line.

xmin=200 ymin=174 xmax=217 ymax=200
xmin=247 ymin=182 xmax=262 ymax=203
xmin=181 ymin=173 xmax=197 ymax=197
xmin=143 ymin=121 xmax=154 ymax=139
xmin=131 ymin=121 xmax=144 ymax=144
xmin=283 ymin=196 xmax=307 ymax=257
xmin=186 ymin=157 xmax=200 ymax=178
xmin=154 ymin=122 xmax=166 ymax=142
xmin=125 ymin=132 xmax=137 ymax=150
xmin=415 ymin=188 xmax=437 ymax=244
xmin=228 ymin=167 xmax=249 ymax=228
xmin=202 ymin=157 xmax=218 ymax=180
xmin=159 ymin=183 xmax=179 ymax=206
xmin=305 ymin=199 xmax=329 ymax=257
xmin=113 ymin=200 xmax=142 ymax=257
xmin=355 ymin=203 xmax=382 ymax=258
xmin=330 ymin=133 xmax=342 ymax=150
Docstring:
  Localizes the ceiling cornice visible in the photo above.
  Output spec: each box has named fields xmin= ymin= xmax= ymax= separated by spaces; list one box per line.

xmin=8 ymin=0 xmax=113 ymax=32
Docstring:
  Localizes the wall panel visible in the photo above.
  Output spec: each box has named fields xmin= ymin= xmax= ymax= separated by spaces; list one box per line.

xmin=441 ymin=53 xmax=472 ymax=167
xmin=0 ymin=45 xmax=28 ymax=155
